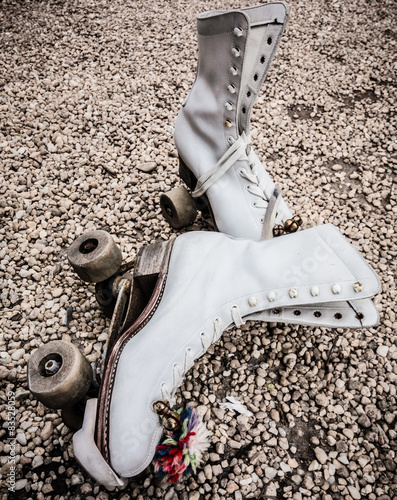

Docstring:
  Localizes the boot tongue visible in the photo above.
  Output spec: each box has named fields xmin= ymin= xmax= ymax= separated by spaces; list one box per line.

xmin=237 ymin=22 xmax=279 ymax=135
xmin=237 ymin=3 xmax=289 ymax=135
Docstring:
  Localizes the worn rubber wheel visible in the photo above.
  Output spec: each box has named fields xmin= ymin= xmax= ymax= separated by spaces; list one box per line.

xmin=160 ymin=187 xmax=197 ymax=229
xmin=28 ymin=340 xmax=93 ymax=409
xmin=67 ymin=230 xmax=122 ymax=283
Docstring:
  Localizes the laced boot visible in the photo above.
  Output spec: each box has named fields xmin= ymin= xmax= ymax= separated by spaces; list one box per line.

xmin=73 ymin=224 xmax=380 ymax=489
xmin=163 ymin=2 xmax=295 ymax=240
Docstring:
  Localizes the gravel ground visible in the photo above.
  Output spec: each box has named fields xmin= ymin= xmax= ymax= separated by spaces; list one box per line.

xmin=0 ymin=0 xmax=396 ymax=498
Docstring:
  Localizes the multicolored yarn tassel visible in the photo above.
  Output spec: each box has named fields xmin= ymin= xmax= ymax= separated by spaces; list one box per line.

xmin=154 ymin=406 xmax=209 ymax=483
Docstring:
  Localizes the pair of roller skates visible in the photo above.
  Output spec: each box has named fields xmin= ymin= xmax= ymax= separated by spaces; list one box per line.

xmin=28 ymin=2 xmax=381 ymax=491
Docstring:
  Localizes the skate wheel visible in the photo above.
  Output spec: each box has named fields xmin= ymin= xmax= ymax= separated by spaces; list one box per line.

xmin=28 ymin=340 xmax=93 ymax=409
xmin=160 ymin=187 xmax=197 ymax=229
xmin=67 ymin=230 xmax=122 ymax=283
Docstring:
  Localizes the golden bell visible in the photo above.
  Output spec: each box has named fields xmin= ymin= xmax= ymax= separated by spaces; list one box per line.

xmin=164 ymin=412 xmax=182 ymax=432
xmin=273 ymin=224 xmax=284 ymax=237
xmin=292 ymin=215 xmax=303 ymax=227
xmin=152 ymin=400 xmax=170 ymax=416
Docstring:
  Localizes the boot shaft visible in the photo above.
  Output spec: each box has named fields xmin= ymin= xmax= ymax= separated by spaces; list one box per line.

xmin=176 ymin=3 xmax=289 ymax=175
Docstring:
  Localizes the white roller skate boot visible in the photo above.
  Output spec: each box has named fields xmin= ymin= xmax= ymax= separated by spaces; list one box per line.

xmin=162 ymin=2 xmax=295 ymax=240
xmin=73 ymin=225 xmax=380 ymax=489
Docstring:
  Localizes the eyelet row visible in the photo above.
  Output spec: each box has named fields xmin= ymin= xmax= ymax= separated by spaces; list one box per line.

xmin=224 ymin=27 xmax=244 ymax=129
xmin=271 ymin=308 xmax=365 ymax=321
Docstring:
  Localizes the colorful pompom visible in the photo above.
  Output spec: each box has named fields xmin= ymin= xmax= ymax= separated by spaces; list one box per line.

xmin=154 ymin=406 xmax=209 ymax=483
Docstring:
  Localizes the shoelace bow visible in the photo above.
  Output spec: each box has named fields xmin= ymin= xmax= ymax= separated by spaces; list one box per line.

xmin=191 ymin=131 xmax=286 ymax=235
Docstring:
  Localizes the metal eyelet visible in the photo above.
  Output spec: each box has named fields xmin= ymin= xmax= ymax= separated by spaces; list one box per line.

xmin=228 ymin=84 xmax=236 ymax=94
xmin=224 ymin=101 xmax=233 ymax=111
xmin=228 ymin=136 xmax=235 ymax=145
xmin=232 ymin=47 xmax=241 ymax=57
xmin=229 ymin=66 xmax=238 ymax=76
xmin=234 ymin=26 xmax=243 ymax=37
xmin=224 ymin=119 xmax=233 ymax=128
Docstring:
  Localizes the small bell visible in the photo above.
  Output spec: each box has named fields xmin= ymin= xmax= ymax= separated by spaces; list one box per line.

xmin=152 ymin=400 xmax=183 ymax=432
xmin=164 ymin=412 xmax=183 ymax=432
xmin=283 ymin=219 xmax=293 ymax=232
xmin=273 ymin=224 xmax=285 ymax=237
xmin=292 ymin=214 xmax=303 ymax=227
xmin=152 ymin=400 xmax=170 ymax=416
xmin=284 ymin=215 xmax=303 ymax=234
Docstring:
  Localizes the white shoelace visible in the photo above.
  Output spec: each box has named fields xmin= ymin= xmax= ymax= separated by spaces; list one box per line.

xmin=191 ymin=132 xmax=285 ymax=235
xmin=160 ymin=307 xmax=244 ymax=402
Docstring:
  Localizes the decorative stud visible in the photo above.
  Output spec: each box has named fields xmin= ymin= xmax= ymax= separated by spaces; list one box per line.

xmin=224 ymin=119 xmax=233 ymax=128
xmin=234 ymin=26 xmax=243 ymax=37
xmin=310 ymin=286 xmax=320 ymax=297
xmin=273 ymin=224 xmax=284 ymax=237
xmin=289 ymin=288 xmax=298 ymax=299
xmin=248 ymin=296 xmax=257 ymax=307
xmin=229 ymin=66 xmax=238 ymax=76
xmin=267 ymin=291 xmax=277 ymax=302
xmin=231 ymin=48 xmax=241 ymax=57
xmin=353 ymin=281 xmax=363 ymax=293
xmin=332 ymin=284 xmax=342 ymax=295
xmin=228 ymin=84 xmax=236 ymax=94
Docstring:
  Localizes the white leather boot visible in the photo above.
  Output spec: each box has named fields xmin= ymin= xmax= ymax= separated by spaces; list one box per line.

xmin=73 ymin=225 xmax=380 ymax=489
xmin=172 ymin=2 xmax=294 ymax=240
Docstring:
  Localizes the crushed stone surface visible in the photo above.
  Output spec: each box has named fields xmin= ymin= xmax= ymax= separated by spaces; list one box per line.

xmin=0 ymin=0 xmax=396 ymax=498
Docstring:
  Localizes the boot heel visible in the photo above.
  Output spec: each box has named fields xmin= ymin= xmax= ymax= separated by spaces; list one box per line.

xmin=178 ymin=156 xmax=211 ymax=217
xmin=134 ymin=240 xmax=174 ymax=298
xmin=178 ymin=156 xmax=197 ymax=190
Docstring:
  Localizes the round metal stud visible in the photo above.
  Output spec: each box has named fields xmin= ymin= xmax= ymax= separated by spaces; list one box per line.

xmin=310 ymin=286 xmax=320 ymax=297
xmin=224 ymin=101 xmax=233 ymax=111
xmin=248 ymin=296 xmax=257 ymax=307
xmin=332 ymin=284 xmax=342 ymax=295
xmin=289 ymin=288 xmax=298 ymax=299
xmin=267 ymin=291 xmax=277 ymax=302
xmin=353 ymin=282 xmax=363 ymax=293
